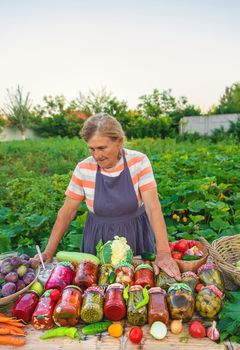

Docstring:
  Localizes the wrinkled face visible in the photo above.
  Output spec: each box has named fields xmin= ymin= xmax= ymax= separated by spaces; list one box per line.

xmin=87 ymin=133 xmax=123 ymax=169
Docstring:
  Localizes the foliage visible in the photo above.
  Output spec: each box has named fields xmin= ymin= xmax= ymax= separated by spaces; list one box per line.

xmin=210 ymin=81 xmax=240 ymax=114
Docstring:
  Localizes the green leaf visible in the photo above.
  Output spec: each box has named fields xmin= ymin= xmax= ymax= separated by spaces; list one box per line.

xmin=26 ymin=214 xmax=48 ymax=228
xmin=210 ymin=219 xmax=230 ymax=231
xmin=189 ymin=215 xmax=205 ymax=224
xmin=96 ymin=239 xmax=103 ymax=259
xmin=188 ymin=200 xmax=205 ymax=212
xmin=0 ymin=233 xmax=11 ymax=252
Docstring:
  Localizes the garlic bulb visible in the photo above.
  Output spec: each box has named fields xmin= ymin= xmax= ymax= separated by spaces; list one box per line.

xmin=207 ymin=321 xmax=220 ymax=341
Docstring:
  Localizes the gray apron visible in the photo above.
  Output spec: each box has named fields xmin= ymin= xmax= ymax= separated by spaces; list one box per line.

xmin=82 ymin=151 xmax=155 ymax=255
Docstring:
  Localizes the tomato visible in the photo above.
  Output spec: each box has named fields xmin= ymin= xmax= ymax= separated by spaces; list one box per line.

xmin=169 ymin=242 xmax=176 ymax=251
xmin=187 ymin=240 xmax=196 ymax=248
xmin=50 ymin=289 xmax=61 ymax=301
xmin=129 ymin=326 xmax=143 ymax=344
xmin=195 ymin=283 xmax=204 ymax=292
xmin=174 ymin=239 xmax=189 ymax=253
xmin=189 ymin=320 xmax=206 ymax=338
xmin=171 ymin=251 xmax=183 ymax=260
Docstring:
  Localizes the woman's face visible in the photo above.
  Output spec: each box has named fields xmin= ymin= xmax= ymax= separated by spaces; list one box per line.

xmin=87 ymin=133 xmax=123 ymax=169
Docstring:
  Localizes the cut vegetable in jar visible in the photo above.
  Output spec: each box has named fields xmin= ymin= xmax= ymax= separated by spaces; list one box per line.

xmin=129 ymin=326 xmax=143 ymax=344
xmin=170 ymin=320 xmax=183 ymax=335
xmin=150 ymin=321 xmax=168 ymax=340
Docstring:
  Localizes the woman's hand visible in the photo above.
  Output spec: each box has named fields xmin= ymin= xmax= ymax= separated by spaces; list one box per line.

xmin=153 ymin=251 xmax=181 ymax=281
xmin=32 ymin=250 xmax=54 ymax=268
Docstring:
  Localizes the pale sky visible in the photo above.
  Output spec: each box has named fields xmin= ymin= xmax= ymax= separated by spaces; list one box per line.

xmin=0 ymin=0 xmax=240 ymax=112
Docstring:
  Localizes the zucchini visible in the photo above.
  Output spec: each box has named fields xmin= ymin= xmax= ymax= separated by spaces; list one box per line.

xmin=141 ymin=252 xmax=156 ymax=261
xmin=56 ymin=251 xmax=100 ymax=265
xmin=81 ymin=321 xmax=112 ymax=335
xmin=182 ymin=254 xmax=200 ymax=261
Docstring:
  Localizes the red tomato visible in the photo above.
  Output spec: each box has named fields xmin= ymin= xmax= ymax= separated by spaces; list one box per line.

xmin=174 ymin=239 xmax=189 ymax=253
xmin=188 ymin=240 xmax=196 ymax=248
xmin=169 ymin=242 xmax=176 ymax=251
xmin=189 ymin=320 xmax=206 ymax=338
xmin=50 ymin=289 xmax=61 ymax=301
xmin=129 ymin=326 xmax=143 ymax=344
xmin=195 ymin=283 xmax=204 ymax=292
xmin=171 ymin=251 xmax=183 ymax=260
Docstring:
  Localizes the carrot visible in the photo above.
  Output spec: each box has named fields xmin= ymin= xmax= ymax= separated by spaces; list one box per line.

xmin=0 ymin=317 xmax=25 ymax=327
xmin=0 ymin=324 xmax=26 ymax=336
xmin=0 ymin=335 xmax=26 ymax=346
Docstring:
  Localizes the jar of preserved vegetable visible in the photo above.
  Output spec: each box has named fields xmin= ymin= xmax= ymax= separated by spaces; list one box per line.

xmin=196 ymin=284 xmax=223 ymax=319
xmin=181 ymin=272 xmax=198 ymax=292
xmin=156 ymin=270 xmax=176 ymax=291
xmin=115 ymin=262 xmax=134 ymax=286
xmin=104 ymin=283 xmax=126 ymax=321
xmin=127 ymin=285 xmax=148 ymax=326
xmin=45 ymin=262 xmax=75 ymax=292
xmin=98 ymin=264 xmax=114 ymax=290
xmin=32 ymin=289 xmax=58 ymax=330
xmin=167 ymin=283 xmax=195 ymax=322
xmin=197 ymin=263 xmax=225 ymax=291
xmin=74 ymin=259 xmax=98 ymax=291
xmin=80 ymin=285 xmax=104 ymax=323
xmin=148 ymin=287 xmax=169 ymax=326
xmin=134 ymin=263 xmax=154 ymax=288
xmin=12 ymin=291 xmax=39 ymax=323
xmin=53 ymin=285 xmax=82 ymax=326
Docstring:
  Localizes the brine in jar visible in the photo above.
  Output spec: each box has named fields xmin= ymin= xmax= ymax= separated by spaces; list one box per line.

xmin=196 ymin=284 xmax=223 ymax=319
xmin=167 ymin=283 xmax=195 ymax=322
xmin=74 ymin=259 xmax=98 ymax=291
xmin=134 ymin=263 xmax=154 ymax=288
xmin=104 ymin=283 xmax=126 ymax=321
xmin=197 ymin=263 xmax=225 ymax=291
xmin=148 ymin=287 xmax=169 ymax=326
xmin=98 ymin=264 xmax=114 ymax=290
xmin=127 ymin=285 xmax=148 ymax=326
xmin=80 ymin=286 xmax=104 ymax=324
xmin=45 ymin=262 xmax=75 ymax=292
xmin=115 ymin=262 xmax=134 ymax=286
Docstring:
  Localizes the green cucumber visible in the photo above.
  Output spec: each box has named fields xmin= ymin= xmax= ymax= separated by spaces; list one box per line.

xmin=141 ymin=252 xmax=156 ymax=261
xmin=81 ymin=321 xmax=112 ymax=335
xmin=182 ymin=254 xmax=200 ymax=261
xmin=56 ymin=251 xmax=100 ymax=265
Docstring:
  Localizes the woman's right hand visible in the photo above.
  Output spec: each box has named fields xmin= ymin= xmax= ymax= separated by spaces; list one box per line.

xmin=31 ymin=250 xmax=54 ymax=268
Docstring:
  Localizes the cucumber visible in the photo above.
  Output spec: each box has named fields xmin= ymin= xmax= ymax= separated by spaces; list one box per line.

xmin=81 ymin=321 xmax=112 ymax=335
xmin=182 ymin=254 xmax=200 ymax=261
xmin=56 ymin=251 xmax=100 ymax=265
xmin=141 ymin=252 xmax=156 ymax=261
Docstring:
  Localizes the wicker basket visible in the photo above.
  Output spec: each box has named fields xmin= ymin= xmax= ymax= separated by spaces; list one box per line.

xmin=199 ymin=235 xmax=240 ymax=287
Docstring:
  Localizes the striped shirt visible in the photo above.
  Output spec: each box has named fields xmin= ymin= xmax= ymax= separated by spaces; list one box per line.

xmin=65 ymin=148 xmax=157 ymax=212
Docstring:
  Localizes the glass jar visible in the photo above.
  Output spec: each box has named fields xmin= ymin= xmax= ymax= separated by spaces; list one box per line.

xmin=115 ymin=262 xmax=134 ymax=286
xmin=32 ymin=289 xmax=57 ymax=330
xmin=127 ymin=285 xmax=148 ymax=326
xmin=135 ymin=263 xmax=154 ymax=288
xmin=167 ymin=283 xmax=195 ymax=322
xmin=80 ymin=285 xmax=104 ymax=323
xmin=156 ymin=270 xmax=176 ymax=291
xmin=181 ymin=271 xmax=198 ymax=292
xmin=74 ymin=259 xmax=98 ymax=291
xmin=53 ymin=285 xmax=82 ymax=326
xmin=98 ymin=264 xmax=114 ymax=290
xmin=45 ymin=262 xmax=75 ymax=292
xmin=12 ymin=291 xmax=39 ymax=323
xmin=148 ymin=287 xmax=169 ymax=326
xmin=104 ymin=283 xmax=126 ymax=321
xmin=196 ymin=284 xmax=223 ymax=319
xmin=197 ymin=263 xmax=225 ymax=291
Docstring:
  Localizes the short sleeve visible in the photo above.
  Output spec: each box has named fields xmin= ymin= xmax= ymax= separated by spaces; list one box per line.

xmin=65 ymin=163 xmax=85 ymax=200
xmin=138 ymin=155 xmax=157 ymax=193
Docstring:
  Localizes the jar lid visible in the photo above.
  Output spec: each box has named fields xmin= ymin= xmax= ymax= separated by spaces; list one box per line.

xmin=135 ymin=263 xmax=153 ymax=272
xmin=82 ymin=285 xmax=104 ymax=298
xmin=181 ymin=271 xmax=198 ymax=279
xmin=58 ymin=261 xmax=75 ymax=271
xmin=115 ymin=262 xmax=134 ymax=271
xmin=106 ymin=283 xmax=124 ymax=291
xmin=129 ymin=285 xmax=143 ymax=292
xmin=168 ymin=283 xmax=192 ymax=293
xmin=201 ymin=285 xmax=224 ymax=299
xmin=148 ymin=287 xmax=166 ymax=295
xmin=197 ymin=262 xmax=217 ymax=275
xmin=64 ymin=285 xmax=82 ymax=293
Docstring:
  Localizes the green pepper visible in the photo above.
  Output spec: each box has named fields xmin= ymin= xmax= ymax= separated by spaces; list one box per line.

xmin=135 ymin=285 xmax=149 ymax=310
xmin=108 ymin=271 xmax=115 ymax=284
xmin=123 ymin=283 xmax=130 ymax=302
xmin=182 ymin=254 xmax=200 ymax=261
xmin=40 ymin=327 xmax=80 ymax=340
xmin=141 ymin=252 xmax=156 ymax=261
xmin=81 ymin=321 xmax=112 ymax=335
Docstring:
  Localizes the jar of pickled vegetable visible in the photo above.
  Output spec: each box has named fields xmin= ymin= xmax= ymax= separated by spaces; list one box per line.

xmin=53 ymin=285 xmax=82 ymax=326
xmin=115 ymin=262 xmax=134 ymax=286
xmin=80 ymin=285 xmax=104 ymax=323
xmin=167 ymin=283 xmax=195 ymax=322
xmin=148 ymin=287 xmax=169 ymax=326
xmin=32 ymin=289 xmax=58 ymax=330
xmin=197 ymin=263 xmax=225 ymax=291
xmin=181 ymin=271 xmax=198 ymax=292
xmin=134 ymin=263 xmax=154 ymax=288
xmin=104 ymin=283 xmax=126 ymax=321
xmin=156 ymin=270 xmax=176 ymax=291
xmin=12 ymin=291 xmax=39 ymax=323
xmin=45 ymin=262 xmax=75 ymax=292
xmin=127 ymin=285 xmax=148 ymax=326
xmin=98 ymin=264 xmax=114 ymax=290
xmin=196 ymin=284 xmax=223 ymax=319
xmin=74 ymin=259 xmax=98 ymax=291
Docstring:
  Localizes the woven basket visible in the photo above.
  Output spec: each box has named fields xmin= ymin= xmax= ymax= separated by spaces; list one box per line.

xmin=199 ymin=235 xmax=240 ymax=287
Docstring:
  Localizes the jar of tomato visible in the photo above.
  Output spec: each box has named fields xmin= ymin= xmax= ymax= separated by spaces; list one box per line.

xmin=80 ymin=285 xmax=104 ymax=324
xmin=148 ymin=287 xmax=169 ymax=326
xmin=32 ymin=289 xmax=58 ymax=330
xmin=45 ymin=262 xmax=75 ymax=292
xmin=134 ymin=263 xmax=154 ymax=287
xmin=98 ymin=264 xmax=114 ymax=290
xmin=12 ymin=291 xmax=39 ymax=323
xmin=53 ymin=285 xmax=82 ymax=326
xmin=74 ymin=259 xmax=98 ymax=291
xmin=104 ymin=283 xmax=126 ymax=321
xmin=115 ymin=262 xmax=134 ymax=286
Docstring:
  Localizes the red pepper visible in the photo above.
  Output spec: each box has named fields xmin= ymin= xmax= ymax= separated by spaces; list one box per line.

xmin=171 ymin=251 xmax=183 ymax=260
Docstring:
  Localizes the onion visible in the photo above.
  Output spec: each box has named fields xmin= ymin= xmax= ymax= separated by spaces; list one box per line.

xmin=170 ymin=320 xmax=183 ymax=334
xmin=150 ymin=321 xmax=168 ymax=340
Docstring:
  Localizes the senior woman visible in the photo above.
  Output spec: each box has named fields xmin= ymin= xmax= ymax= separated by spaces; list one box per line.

xmin=36 ymin=113 xmax=180 ymax=279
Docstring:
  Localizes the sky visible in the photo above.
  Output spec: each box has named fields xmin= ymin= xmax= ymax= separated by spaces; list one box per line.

xmin=0 ymin=0 xmax=240 ymax=112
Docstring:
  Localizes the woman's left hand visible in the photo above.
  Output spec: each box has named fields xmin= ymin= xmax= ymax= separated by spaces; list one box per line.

xmin=153 ymin=252 xmax=181 ymax=281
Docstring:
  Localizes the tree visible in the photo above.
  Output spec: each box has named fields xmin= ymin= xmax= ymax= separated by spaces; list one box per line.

xmin=1 ymin=85 xmax=33 ymax=140
xmin=211 ymin=82 xmax=240 ymax=114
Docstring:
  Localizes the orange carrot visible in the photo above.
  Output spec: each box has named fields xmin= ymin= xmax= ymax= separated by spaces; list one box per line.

xmin=0 ymin=317 xmax=25 ymax=327
xmin=0 ymin=335 xmax=26 ymax=346
xmin=0 ymin=328 xmax=26 ymax=336
xmin=0 ymin=323 xmax=26 ymax=336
